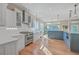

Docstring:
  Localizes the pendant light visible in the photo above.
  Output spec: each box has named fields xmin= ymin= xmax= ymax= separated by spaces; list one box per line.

xmin=71 ymin=4 xmax=78 ymax=20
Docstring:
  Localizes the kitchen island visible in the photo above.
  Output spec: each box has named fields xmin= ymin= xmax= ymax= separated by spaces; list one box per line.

xmin=0 ymin=29 xmax=25 ymax=55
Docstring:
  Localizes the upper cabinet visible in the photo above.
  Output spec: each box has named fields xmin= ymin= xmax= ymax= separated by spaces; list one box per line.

xmin=0 ymin=3 xmax=33 ymax=29
xmin=16 ymin=9 xmax=22 ymax=27
xmin=6 ymin=3 xmax=32 ymax=28
xmin=0 ymin=4 xmax=7 ymax=26
xmin=0 ymin=3 xmax=22 ymax=28
xmin=22 ymin=10 xmax=32 ymax=26
xmin=6 ymin=4 xmax=22 ymax=28
xmin=6 ymin=9 xmax=17 ymax=28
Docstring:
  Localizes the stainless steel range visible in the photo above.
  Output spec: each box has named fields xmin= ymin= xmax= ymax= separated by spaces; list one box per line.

xmin=25 ymin=32 xmax=33 ymax=45
xmin=20 ymin=32 xmax=33 ymax=46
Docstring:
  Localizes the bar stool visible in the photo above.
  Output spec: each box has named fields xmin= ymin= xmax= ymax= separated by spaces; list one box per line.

xmin=32 ymin=35 xmax=52 ymax=55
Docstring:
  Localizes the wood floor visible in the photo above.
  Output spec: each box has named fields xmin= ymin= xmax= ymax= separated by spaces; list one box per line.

xmin=19 ymin=39 xmax=79 ymax=55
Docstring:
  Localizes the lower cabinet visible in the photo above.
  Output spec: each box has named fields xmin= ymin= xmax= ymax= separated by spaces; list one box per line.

xmin=70 ymin=34 xmax=79 ymax=52
xmin=48 ymin=31 xmax=63 ymax=40
xmin=0 ymin=35 xmax=25 ymax=55
xmin=0 ymin=45 xmax=5 ymax=55
xmin=0 ymin=40 xmax=17 ymax=55
xmin=4 ymin=41 xmax=17 ymax=55
xmin=63 ymin=32 xmax=70 ymax=48
xmin=16 ymin=35 xmax=25 ymax=53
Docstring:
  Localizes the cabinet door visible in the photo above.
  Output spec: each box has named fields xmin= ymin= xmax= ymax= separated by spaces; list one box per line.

xmin=0 ymin=4 xmax=2 ymax=26
xmin=0 ymin=45 xmax=5 ymax=55
xmin=17 ymin=35 xmax=25 ymax=52
xmin=0 ymin=4 xmax=4 ymax=26
xmin=4 ymin=41 xmax=17 ymax=55
xmin=0 ymin=4 xmax=7 ymax=26
xmin=6 ymin=9 xmax=16 ymax=27
xmin=15 ymin=8 xmax=22 ymax=27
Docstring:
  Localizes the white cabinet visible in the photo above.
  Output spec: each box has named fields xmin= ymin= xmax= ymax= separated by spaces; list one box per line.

xmin=6 ymin=7 xmax=23 ymax=28
xmin=16 ymin=35 xmax=25 ymax=53
xmin=0 ymin=45 xmax=5 ymax=55
xmin=6 ymin=9 xmax=16 ymax=28
xmin=0 ymin=4 xmax=7 ymax=26
xmin=0 ymin=3 xmax=22 ymax=27
xmin=12 ymin=34 xmax=25 ymax=54
xmin=15 ymin=8 xmax=22 ymax=27
xmin=4 ymin=41 xmax=17 ymax=55
xmin=0 ymin=36 xmax=25 ymax=55
xmin=0 ymin=4 xmax=2 ymax=26
xmin=0 ymin=40 xmax=18 ymax=55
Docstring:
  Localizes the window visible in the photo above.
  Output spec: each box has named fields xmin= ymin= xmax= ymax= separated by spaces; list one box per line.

xmin=47 ymin=24 xmax=60 ymax=31
xmin=71 ymin=24 xmax=78 ymax=33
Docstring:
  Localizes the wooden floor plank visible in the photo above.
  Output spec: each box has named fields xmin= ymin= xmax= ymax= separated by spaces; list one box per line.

xmin=19 ymin=39 xmax=79 ymax=55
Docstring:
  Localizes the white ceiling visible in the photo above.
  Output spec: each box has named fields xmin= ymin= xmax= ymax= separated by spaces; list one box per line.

xmin=21 ymin=3 xmax=79 ymax=22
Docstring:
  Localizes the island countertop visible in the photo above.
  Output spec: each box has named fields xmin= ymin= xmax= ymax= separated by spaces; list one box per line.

xmin=0 ymin=30 xmax=19 ymax=45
